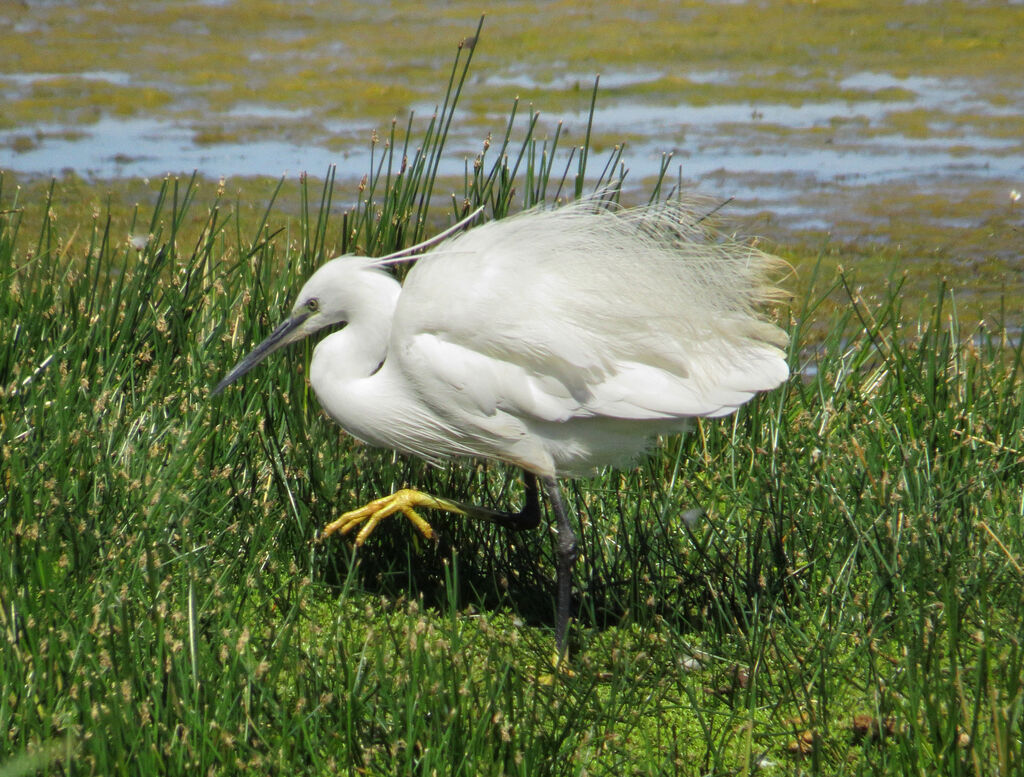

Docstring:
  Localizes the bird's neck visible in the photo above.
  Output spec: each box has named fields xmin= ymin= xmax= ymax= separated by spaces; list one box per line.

xmin=310 ymin=270 xmax=400 ymax=382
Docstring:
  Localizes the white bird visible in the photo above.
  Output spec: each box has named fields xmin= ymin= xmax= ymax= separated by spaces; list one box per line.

xmin=214 ymin=196 xmax=790 ymax=659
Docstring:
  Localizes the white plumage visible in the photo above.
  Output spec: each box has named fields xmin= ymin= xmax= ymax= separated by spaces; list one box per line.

xmin=304 ymin=199 xmax=786 ymax=473
xmin=215 ymin=196 xmax=790 ymax=657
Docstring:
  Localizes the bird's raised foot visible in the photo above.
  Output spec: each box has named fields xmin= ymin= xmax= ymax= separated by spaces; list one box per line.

xmin=320 ymin=488 xmax=467 ymax=546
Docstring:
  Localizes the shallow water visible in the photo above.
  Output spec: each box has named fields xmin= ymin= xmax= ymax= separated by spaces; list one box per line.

xmin=4 ymin=68 xmax=1020 ymax=185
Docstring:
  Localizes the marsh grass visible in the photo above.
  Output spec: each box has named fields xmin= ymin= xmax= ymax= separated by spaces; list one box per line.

xmin=2 ymin=35 xmax=1023 ymax=777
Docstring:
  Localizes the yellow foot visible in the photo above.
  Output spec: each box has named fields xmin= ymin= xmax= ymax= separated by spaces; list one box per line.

xmin=320 ymin=489 xmax=466 ymax=546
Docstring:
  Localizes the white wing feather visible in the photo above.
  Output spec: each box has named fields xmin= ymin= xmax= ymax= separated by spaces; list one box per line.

xmin=389 ymin=199 xmax=788 ymax=473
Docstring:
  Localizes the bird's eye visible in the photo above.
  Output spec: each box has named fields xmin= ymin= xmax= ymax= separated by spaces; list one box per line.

xmin=305 ymin=298 xmax=320 ymax=313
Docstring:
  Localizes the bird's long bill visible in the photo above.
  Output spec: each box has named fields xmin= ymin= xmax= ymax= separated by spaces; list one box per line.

xmin=212 ymin=312 xmax=310 ymax=395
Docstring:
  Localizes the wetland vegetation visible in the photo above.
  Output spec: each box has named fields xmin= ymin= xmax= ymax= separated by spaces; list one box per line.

xmin=1 ymin=3 xmax=1023 ymax=775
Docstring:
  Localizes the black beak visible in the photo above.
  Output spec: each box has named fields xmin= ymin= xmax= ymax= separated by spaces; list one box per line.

xmin=212 ymin=312 xmax=311 ymax=395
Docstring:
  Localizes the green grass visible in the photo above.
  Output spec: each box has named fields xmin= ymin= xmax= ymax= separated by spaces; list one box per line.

xmin=2 ymin=45 xmax=1023 ymax=777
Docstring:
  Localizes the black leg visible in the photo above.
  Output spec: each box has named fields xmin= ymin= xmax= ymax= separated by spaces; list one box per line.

xmin=541 ymin=476 xmax=577 ymax=659
xmin=455 ymin=471 xmax=541 ymax=531
xmin=325 ymin=470 xmax=570 ymax=654
xmin=323 ymin=470 xmax=541 ymax=545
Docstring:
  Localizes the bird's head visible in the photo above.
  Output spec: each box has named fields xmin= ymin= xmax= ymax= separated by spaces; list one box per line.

xmin=212 ymin=256 xmax=390 ymax=395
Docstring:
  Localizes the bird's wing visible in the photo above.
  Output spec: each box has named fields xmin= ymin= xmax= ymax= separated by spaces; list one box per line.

xmin=401 ymin=332 xmax=785 ymax=425
xmin=391 ymin=202 xmax=789 ymax=427
xmin=400 ymin=333 xmax=586 ymax=422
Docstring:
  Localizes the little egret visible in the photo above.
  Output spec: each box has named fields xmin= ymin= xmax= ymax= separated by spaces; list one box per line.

xmin=214 ymin=197 xmax=789 ymax=658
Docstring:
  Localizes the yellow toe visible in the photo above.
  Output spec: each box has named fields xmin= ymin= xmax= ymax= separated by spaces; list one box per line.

xmin=320 ymin=489 xmax=467 ymax=545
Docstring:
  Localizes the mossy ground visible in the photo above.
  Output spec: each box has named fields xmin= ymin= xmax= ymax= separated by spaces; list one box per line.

xmin=2 ymin=170 xmax=1021 ymax=773
xmin=1 ymin=4 xmax=1023 ymax=774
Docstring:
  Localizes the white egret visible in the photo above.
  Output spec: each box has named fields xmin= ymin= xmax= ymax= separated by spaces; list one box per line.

xmin=214 ymin=196 xmax=790 ymax=658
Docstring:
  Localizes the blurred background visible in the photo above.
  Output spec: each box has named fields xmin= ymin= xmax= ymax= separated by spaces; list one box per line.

xmin=2 ymin=0 xmax=1022 ymax=304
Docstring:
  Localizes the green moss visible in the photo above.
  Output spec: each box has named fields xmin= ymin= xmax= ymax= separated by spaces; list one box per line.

xmin=8 ymin=134 xmax=38 ymax=153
